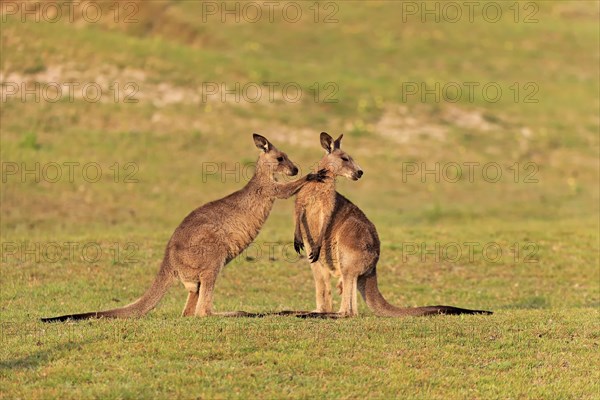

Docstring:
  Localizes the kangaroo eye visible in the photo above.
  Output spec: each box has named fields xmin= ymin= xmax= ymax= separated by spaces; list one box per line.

xmin=341 ymin=157 xmax=349 ymax=162
xmin=277 ymin=157 xmax=284 ymax=162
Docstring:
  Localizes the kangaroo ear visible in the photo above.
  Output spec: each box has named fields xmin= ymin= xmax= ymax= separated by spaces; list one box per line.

xmin=320 ymin=132 xmax=334 ymax=153
xmin=253 ymin=133 xmax=271 ymax=153
xmin=334 ymin=134 xmax=343 ymax=150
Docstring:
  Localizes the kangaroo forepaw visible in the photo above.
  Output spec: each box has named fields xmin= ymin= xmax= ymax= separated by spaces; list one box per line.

xmin=308 ymin=246 xmax=321 ymax=263
xmin=294 ymin=238 xmax=304 ymax=255
xmin=307 ymin=169 xmax=328 ymax=183
xmin=316 ymin=169 xmax=328 ymax=182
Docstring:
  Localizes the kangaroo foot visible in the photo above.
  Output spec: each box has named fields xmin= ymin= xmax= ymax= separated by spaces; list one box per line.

xmin=295 ymin=312 xmax=344 ymax=319
xmin=213 ymin=311 xmax=266 ymax=317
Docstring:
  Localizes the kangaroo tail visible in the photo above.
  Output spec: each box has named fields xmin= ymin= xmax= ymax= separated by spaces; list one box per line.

xmin=357 ymin=267 xmax=492 ymax=317
xmin=41 ymin=260 xmax=175 ymax=323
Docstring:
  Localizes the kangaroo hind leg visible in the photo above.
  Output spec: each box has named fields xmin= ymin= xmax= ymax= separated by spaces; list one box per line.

xmin=195 ymin=272 xmax=219 ymax=317
xmin=310 ymin=261 xmax=333 ymax=313
xmin=338 ymin=274 xmax=359 ymax=317
xmin=181 ymin=281 xmax=199 ymax=317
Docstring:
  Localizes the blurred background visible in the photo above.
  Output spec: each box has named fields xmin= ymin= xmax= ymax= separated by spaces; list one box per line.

xmin=1 ymin=2 xmax=599 ymax=397
xmin=1 ymin=0 xmax=598 ymax=310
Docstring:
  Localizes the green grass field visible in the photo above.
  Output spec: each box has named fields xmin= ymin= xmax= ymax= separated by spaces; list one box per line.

xmin=1 ymin=1 xmax=599 ymax=398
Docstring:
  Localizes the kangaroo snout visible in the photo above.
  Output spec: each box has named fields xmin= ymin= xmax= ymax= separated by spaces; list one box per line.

xmin=352 ymin=170 xmax=363 ymax=180
xmin=290 ymin=166 xmax=299 ymax=176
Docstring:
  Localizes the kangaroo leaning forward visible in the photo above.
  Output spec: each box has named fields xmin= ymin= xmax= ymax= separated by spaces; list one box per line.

xmin=294 ymin=132 xmax=492 ymax=317
xmin=42 ymin=134 xmax=325 ymax=322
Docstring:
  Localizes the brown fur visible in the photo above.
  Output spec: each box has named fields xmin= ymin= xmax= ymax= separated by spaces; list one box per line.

xmin=294 ymin=133 xmax=492 ymax=317
xmin=41 ymin=134 xmax=325 ymax=322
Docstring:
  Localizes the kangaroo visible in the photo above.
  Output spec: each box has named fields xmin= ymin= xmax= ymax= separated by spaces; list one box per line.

xmin=42 ymin=134 xmax=326 ymax=322
xmin=293 ymin=132 xmax=492 ymax=317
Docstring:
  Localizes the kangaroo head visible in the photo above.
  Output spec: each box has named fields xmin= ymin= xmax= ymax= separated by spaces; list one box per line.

xmin=253 ymin=133 xmax=299 ymax=177
xmin=319 ymin=132 xmax=363 ymax=180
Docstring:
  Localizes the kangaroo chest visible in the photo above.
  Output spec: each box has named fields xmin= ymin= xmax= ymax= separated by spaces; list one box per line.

xmin=303 ymin=204 xmax=329 ymax=237
xmin=297 ymin=185 xmax=336 ymax=245
xmin=224 ymin=198 xmax=274 ymax=260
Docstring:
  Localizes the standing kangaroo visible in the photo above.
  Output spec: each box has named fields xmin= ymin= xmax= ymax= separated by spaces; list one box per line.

xmin=293 ymin=132 xmax=492 ymax=317
xmin=42 ymin=134 xmax=325 ymax=322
